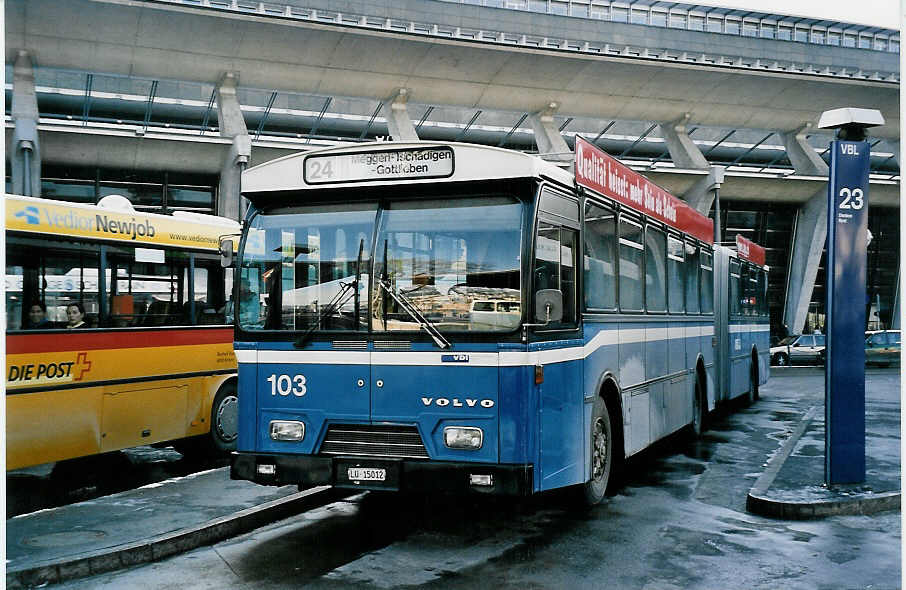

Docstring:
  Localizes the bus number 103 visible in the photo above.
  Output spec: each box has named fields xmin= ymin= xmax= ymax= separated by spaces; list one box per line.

xmin=267 ymin=374 xmax=308 ymax=397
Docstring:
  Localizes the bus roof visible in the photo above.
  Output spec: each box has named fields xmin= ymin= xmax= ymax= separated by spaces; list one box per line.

xmin=6 ymin=194 xmax=239 ymax=251
xmin=242 ymin=141 xmax=574 ymax=194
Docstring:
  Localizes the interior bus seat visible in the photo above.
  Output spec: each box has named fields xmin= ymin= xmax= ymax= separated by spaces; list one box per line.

xmin=143 ymin=300 xmax=171 ymax=326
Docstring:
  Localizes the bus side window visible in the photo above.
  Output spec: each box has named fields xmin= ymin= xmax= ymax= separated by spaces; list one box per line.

xmin=644 ymin=225 xmax=666 ymax=312
xmin=684 ymin=241 xmax=700 ymax=314
xmin=700 ymin=249 xmax=714 ymax=313
xmin=534 ymin=222 xmax=577 ymax=327
xmin=729 ymin=259 xmax=741 ymax=316
xmin=6 ymin=259 xmax=26 ymax=331
xmin=583 ymin=202 xmax=616 ymax=310
xmin=618 ymin=215 xmax=644 ymax=312
xmin=667 ymin=234 xmax=685 ymax=314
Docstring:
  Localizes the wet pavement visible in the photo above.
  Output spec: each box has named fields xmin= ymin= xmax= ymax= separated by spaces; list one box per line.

xmin=746 ymin=367 xmax=900 ymax=518
xmin=6 ymin=367 xmax=900 ymax=589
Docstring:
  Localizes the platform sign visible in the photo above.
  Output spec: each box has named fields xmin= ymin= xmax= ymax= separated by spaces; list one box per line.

xmin=825 ymin=140 xmax=870 ymax=485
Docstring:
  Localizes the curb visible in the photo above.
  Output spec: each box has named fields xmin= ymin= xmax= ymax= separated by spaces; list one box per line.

xmin=6 ymin=485 xmax=336 ymax=589
xmin=746 ymin=406 xmax=900 ymax=520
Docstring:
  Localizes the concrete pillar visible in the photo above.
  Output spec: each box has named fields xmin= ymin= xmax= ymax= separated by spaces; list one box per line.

xmin=782 ymin=123 xmax=829 ymax=177
xmin=528 ymin=102 xmax=571 ymax=157
xmin=682 ymin=166 xmax=725 ymax=216
xmin=216 ymin=72 xmax=251 ymax=222
xmin=782 ymin=124 xmax=830 ymax=334
xmin=10 ymin=51 xmax=42 ymax=197
xmin=658 ymin=113 xmax=709 ymax=170
xmin=381 ymin=88 xmax=419 ymax=142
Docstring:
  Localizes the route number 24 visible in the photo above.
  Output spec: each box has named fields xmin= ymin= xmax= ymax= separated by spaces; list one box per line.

xmin=267 ymin=373 xmax=307 ymax=396
xmin=838 ymin=187 xmax=865 ymax=210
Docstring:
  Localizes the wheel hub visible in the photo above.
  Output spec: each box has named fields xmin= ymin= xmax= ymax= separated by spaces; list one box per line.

xmin=592 ymin=417 xmax=608 ymax=480
xmin=216 ymin=395 xmax=239 ymax=442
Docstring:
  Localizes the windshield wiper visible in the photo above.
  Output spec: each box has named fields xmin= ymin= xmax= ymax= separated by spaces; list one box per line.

xmin=377 ymin=277 xmax=451 ymax=350
xmin=294 ymin=238 xmax=364 ymax=349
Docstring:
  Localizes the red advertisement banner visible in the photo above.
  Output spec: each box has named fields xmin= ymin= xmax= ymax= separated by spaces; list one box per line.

xmin=735 ymin=234 xmax=767 ymax=266
xmin=574 ymin=136 xmax=713 ymax=243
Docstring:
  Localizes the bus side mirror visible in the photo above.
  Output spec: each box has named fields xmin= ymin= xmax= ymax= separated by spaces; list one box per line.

xmin=220 ymin=239 xmax=234 ymax=268
xmin=535 ymin=289 xmax=563 ymax=323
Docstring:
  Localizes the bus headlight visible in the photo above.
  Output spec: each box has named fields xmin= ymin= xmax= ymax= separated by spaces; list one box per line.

xmin=270 ymin=420 xmax=305 ymax=442
xmin=444 ymin=426 xmax=483 ymax=450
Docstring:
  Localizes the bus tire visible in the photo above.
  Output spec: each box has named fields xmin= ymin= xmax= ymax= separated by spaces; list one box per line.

xmin=748 ymin=357 xmax=760 ymax=405
xmin=210 ymin=382 xmax=239 ymax=452
xmin=581 ymin=395 xmax=613 ymax=506
xmin=691 ymin=376 xmax=706 ymax=438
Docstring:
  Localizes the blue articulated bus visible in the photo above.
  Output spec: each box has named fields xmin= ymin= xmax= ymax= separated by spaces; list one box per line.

xmin=229 ymin=137 xmax=769 ymax=505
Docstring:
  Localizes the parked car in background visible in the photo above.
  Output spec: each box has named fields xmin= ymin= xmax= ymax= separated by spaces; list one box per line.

xmin=770 ymin=333 xmax=826 ymax=366
xmin=865 ymin=330 xmax=901 ymax=367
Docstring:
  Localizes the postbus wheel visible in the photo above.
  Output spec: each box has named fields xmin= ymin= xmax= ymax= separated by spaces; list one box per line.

xmin=210 ymin=382 xmax=239 ymax=452
xmin=580 ymin=395 xmax=613 ymax=506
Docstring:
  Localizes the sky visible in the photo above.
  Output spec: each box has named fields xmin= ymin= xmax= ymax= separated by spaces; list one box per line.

xmin=686 ymin=0 xmax=900 ymax=29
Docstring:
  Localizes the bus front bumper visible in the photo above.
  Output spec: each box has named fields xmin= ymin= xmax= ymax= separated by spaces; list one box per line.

xmin=230 ymin=452 xmax=533 ymax=496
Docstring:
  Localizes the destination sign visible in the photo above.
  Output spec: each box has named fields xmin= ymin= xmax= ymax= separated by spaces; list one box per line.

xmin=574 ymin=136 xmax=713 ymax=244
xmin=735 ymin=234 xmax=766 ymax=266
xmin=303 ymin=147 xmax=454 ymax=185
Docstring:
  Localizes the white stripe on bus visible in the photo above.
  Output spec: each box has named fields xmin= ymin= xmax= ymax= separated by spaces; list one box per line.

xmin=238 ymin=322 xmax=720 ymax=367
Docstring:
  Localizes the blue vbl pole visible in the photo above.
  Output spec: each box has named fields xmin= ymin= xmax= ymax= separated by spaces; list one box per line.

xmin=825 ymin=139 xmax=870 ymax=485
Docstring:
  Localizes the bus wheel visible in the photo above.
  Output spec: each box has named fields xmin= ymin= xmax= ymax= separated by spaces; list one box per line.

xmin=691 ymin=377 xmax=706 ymax=438
xmin=581 ymin=396 xmax=612 ymax=506
xmin=748 ymin=361 xmax=760 ymax=405
xmin=211 ymin=383 xmax=239 ymax=452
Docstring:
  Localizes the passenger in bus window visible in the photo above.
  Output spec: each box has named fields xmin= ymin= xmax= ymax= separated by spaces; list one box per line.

xmin=26 ymin=302 xmax=52 ymax=329
xmin=66 ymin=302 xmax=88 ymax=329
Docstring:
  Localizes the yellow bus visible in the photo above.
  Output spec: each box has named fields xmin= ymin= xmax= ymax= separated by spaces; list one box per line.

xmin=5 ymin=194 xmax=239 ymax=470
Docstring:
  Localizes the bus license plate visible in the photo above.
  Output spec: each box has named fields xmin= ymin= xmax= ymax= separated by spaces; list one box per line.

xmin=347 ymin=467 xmax=386 ymax=482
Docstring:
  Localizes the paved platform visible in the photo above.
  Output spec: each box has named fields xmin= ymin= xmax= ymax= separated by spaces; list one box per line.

xmin=5 ymin=368 xmax=899 ymax=588
xmin=747 ymin=373 xmax=901 ymax=519
xmin=5 ymin=468 xmax=334 ymax=589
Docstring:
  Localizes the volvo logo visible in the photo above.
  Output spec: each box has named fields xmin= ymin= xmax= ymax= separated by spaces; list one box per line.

xmin=421 ymin=397 xmax=494 ymax=408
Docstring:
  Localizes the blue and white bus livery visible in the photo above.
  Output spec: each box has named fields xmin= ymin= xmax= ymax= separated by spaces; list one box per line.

xmin=229 ymin=138 xmax=768 ymax=505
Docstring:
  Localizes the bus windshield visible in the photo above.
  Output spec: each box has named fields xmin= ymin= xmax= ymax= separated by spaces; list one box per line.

xmin=239 ymin=195 xmax=523 ymax=334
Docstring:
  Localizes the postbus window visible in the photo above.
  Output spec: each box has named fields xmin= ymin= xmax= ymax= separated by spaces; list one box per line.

xmin=700 ymin=249 xmax=714 ymax=314
xmin=6 ymin=262 xmax=25 ymax=330
xmin=618 ymin=215 xmax=644 ymax=312
xmin=105 ymin=247 xmax=193 ymax=327
xmin=644 ymin=225 xmax=666 ymax=312
xmin=684 ymin=241 xmax=700 ymax=314
xmin=40 ymin=248 xmax=101 ymax=327
xmin=583 ymin=202 xmax=617 ymax=311
xmin=729 ymin=259 xmax=741 ymax=315
xmin=667 ymin=234 xmax=685 ymax=313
